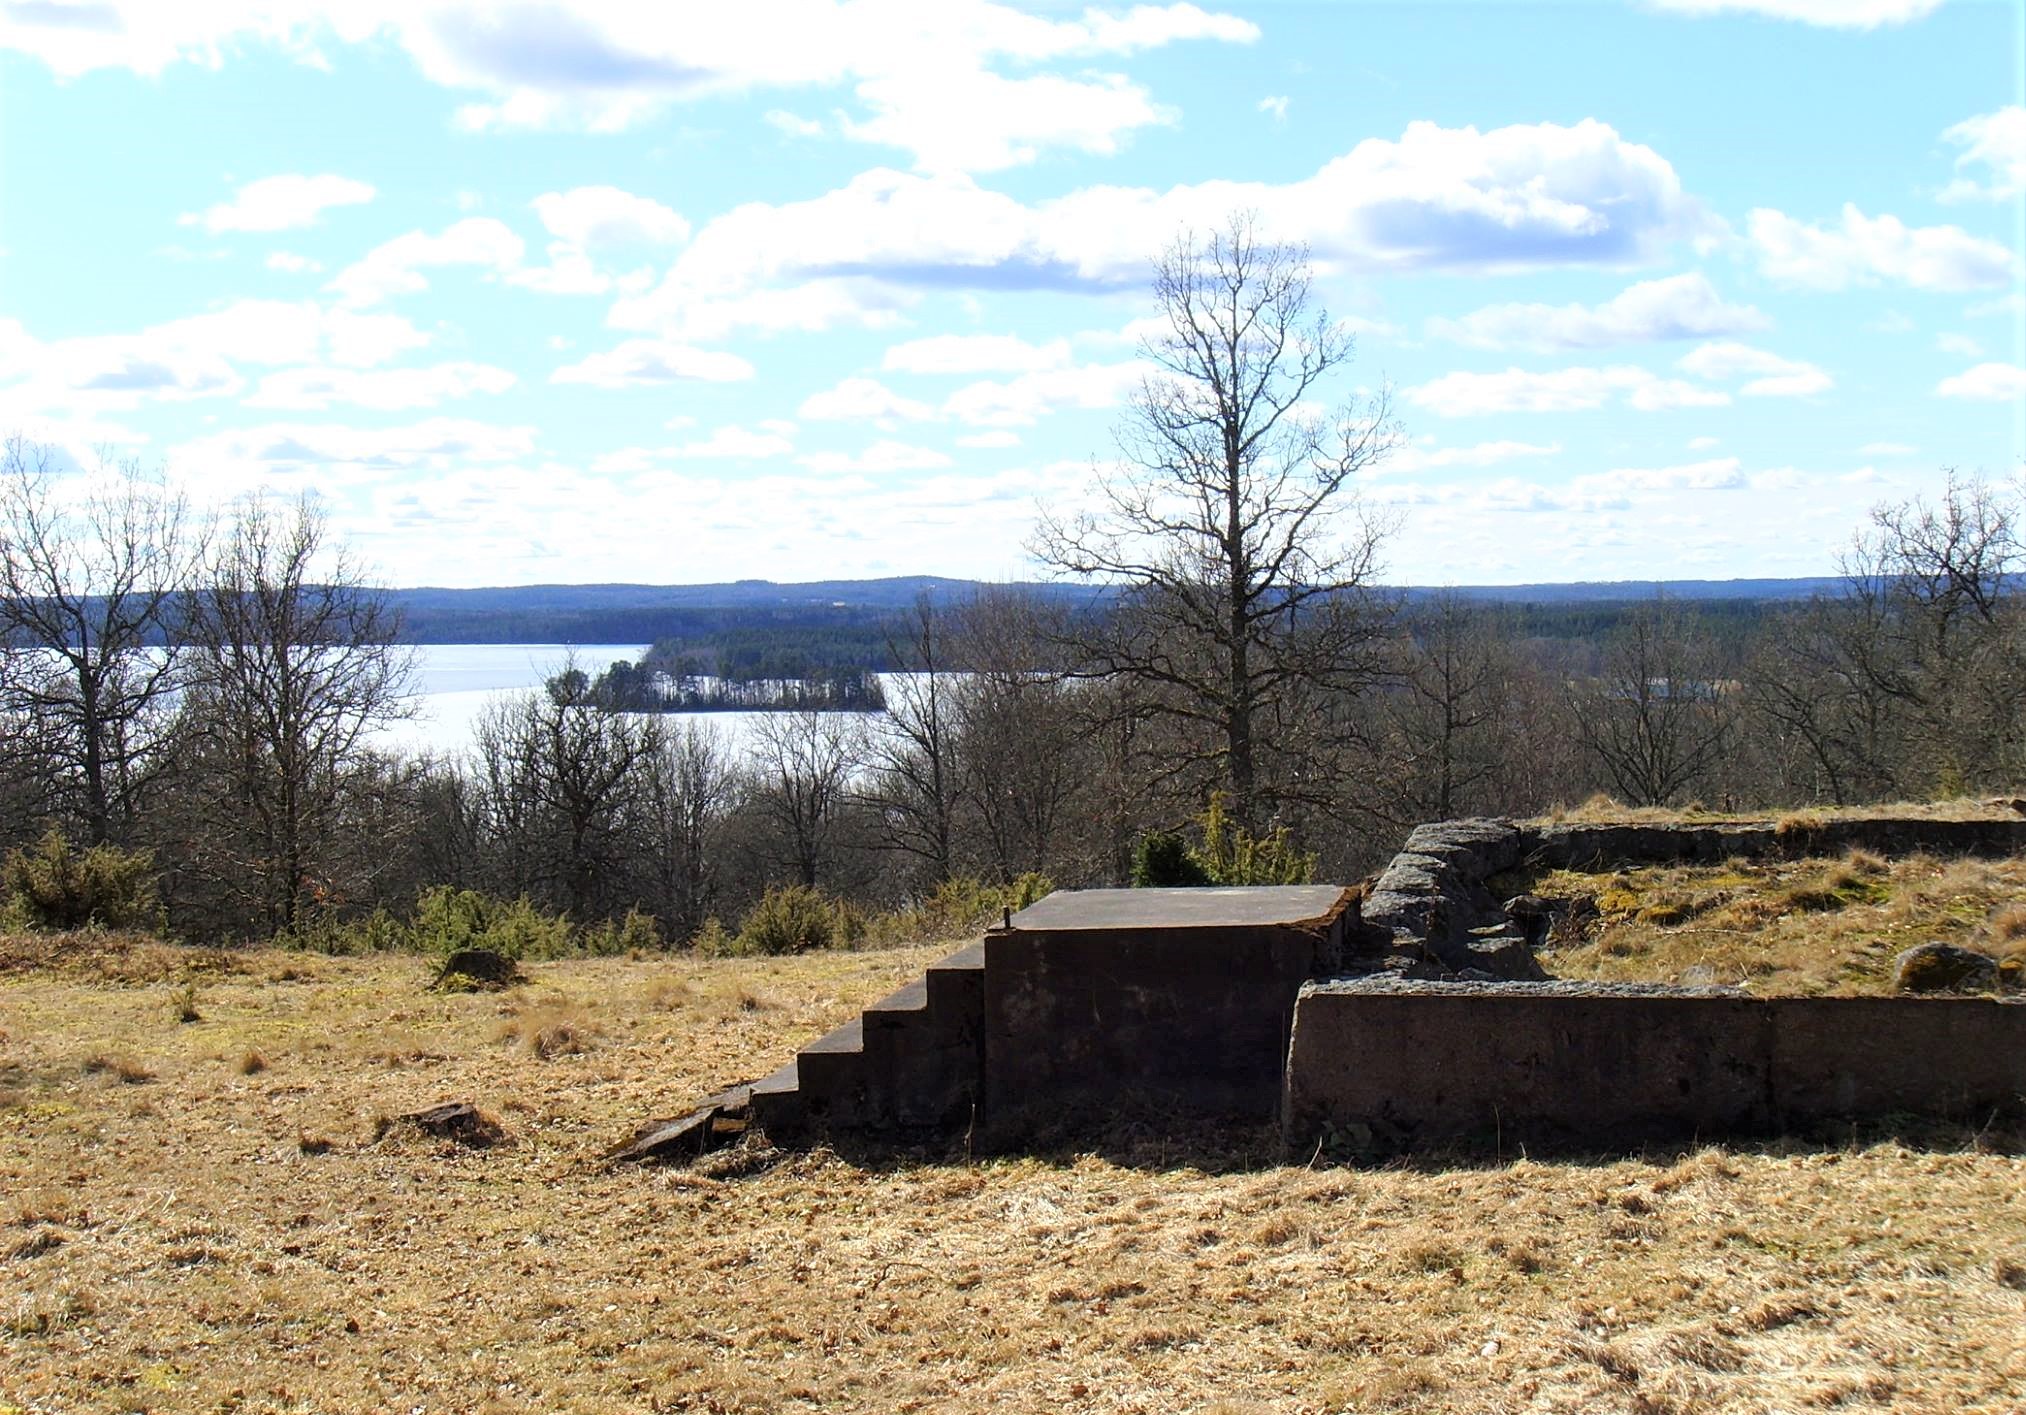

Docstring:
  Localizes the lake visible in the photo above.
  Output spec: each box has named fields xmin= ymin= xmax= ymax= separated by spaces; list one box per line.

xmin=386 ymin=644 xmax=897 ymax=759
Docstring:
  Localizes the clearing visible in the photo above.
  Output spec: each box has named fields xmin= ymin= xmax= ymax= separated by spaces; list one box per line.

xmin=1 ymin=925 xmax=2023 ymax=1413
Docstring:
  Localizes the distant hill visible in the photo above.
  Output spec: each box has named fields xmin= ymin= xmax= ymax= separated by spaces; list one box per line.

xmin=386 ymin=575 xmax=1850 ymax=643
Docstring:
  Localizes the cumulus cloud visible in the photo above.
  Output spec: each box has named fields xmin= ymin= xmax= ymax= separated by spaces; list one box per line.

xmin=549 ymin=339 xmax=754 ymax=387
xmin=532 ymin=186 xmax=689 ymax=247
xmin=327 ymin=218 xmax=526 ymax=306
xmin=1676 ymin=341 xmax=1832 ymax=397
xmin=1383 ymin=440 xmax=1562 ymax=475
xmin=614 ymin=118 xmax=1711 ymax=336
xmin=798 ymin=440 xmax=955 ymax=473
xmin=1404 ymin=365 xmax=1730 ymax=417
xmin=1936 ymin=361 xmax=2026 ymax=402
xmin=1747 ymin=205 xmax=2016 ymax=291
xmin=0 ymin=3 xmax=1255 ymax=171
xmin=882 ymin=333 xmax=1072 ymax=374
xmin=799 ymin=376 xmax=938 ymax=423
xmin=1940 ymin=105 xmax=2026 ymax=203
xmin=265 ymin=251 xmax=324 ymax=274
xmin=0 ymin=301 xmax=435 ymax=426
xmin=246 ymin=362 xmax=517 ymax=411
xmin=182 ymin=173 xmax=375 ymax=233
xmin=1646 ymin=0 xmax=1942 ymax=24
xmin=956 ymin=429 xmax=1022 ymax=449
xmin=167 ymin=418 xmax=539 ymax=495
xmin=680 ymin=423 xmax=797 ymax=459
xmin=1429 ymin=273 xmax=1767 ymax=351
xmin=941 ymin=361 xmax=1143 ymax=426
xmin=1258 ymin=95 xmax=1288 ymax=121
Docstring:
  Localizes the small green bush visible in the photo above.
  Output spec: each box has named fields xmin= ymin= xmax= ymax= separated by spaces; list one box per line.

xmin=407 ymin=886 xmax=574 ymax=961
xmin=1132 ymin=831 xmax=1213 ymax=887
xmin=735 ymin=885 xmax=844 ymax=955
xmin=689 ymin=916 xmax=735 ymax=956
xmin=1006 ymin=872 xmax=1055 ymax=912
xmin=582 ymin=907 xmax=663 ymax=956
xmin=2 ymin=827 xmax=162 ymax=932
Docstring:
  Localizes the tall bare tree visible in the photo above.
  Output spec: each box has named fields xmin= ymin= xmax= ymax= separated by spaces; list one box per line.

xmin=749 ymin=709 xmax=864 ymax=888
xmin=866 ymin=592 xmax=962 ymax=885
xmin=1033 ymin=213 xmax=1398 ymax=831
xmin=0 ymin=438 xmax=202 ymax=844
xmin=1570 ymin=600 xmax=1731 ymax=808
xmin=181 ymin=495 xmax=413 ymax=936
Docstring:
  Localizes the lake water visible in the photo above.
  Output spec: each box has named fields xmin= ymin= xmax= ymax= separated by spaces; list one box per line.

xmin=385 ymin=644 xmax=894 ymax=760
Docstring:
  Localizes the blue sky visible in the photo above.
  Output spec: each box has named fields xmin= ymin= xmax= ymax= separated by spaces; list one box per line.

xmin=2 ymin=0 xmax=2022 ymax=588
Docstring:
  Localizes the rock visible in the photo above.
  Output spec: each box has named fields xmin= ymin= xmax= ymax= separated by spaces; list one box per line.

xmin=388 ymin=1102 xmax=505 ymax=1148
xmin=1892 ymin=942 xmax=1999 ymax=994
xmin=432 ymin=948 xmax=522 ymax=990
xmin=606 ymin=1086 xmax=753 ymax=1165
xmin=1461 ymin=928 xmax=1550 ymax=982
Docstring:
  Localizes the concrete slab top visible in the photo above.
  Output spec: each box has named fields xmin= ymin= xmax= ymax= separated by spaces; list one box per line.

xmin=1006 ymin=885 xmax=1350 ymax=932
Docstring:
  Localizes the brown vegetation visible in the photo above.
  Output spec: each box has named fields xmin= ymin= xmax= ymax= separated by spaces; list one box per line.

xmin=3 ymin=934 xmax=2023 ymax=1412
xmin=1531 ymin=851 xmax=2026 ymax=994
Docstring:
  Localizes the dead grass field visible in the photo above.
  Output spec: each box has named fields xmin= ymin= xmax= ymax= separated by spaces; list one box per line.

xmin=1523 ymin=851 xmax=2026 ymax=996
xmin=3 ymin=932 xmax=2024 ymax=1414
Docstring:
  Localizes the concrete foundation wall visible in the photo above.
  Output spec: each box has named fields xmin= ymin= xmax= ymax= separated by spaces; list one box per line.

xmin=1283 ymin=980 xmax=2026 ymax=1153
xmin=984 ymin=912 xmax=1348 ymax=1131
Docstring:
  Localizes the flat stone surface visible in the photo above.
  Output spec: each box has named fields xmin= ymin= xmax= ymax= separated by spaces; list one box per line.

xmin=1303 ymin=976 xmax=1747 ymax=999
xmin=1006 ymin=885 xmax=1349 ymax=932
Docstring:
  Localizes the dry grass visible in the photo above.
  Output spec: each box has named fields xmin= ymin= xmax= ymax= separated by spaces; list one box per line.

xmin=1536 ymin=794 xmax=2026 ymax=828
xmin=3 ymin=935 xmax=2025 ymax=1412
xmin=1531 ymin=851 xmax=2026 ymax=994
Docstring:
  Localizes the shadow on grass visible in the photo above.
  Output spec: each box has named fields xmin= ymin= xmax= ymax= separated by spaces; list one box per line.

xmin=706 ymin=1106 xmax=2026 ymax=1180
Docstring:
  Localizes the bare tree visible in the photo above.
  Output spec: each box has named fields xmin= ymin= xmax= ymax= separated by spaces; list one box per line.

xmin=748 ymin=709 xmax=863 ymax=888
xmin=0 ymin=437 xmax=202 ymax=844
xmin=866 ymin=592 xmax=962 ymax=885
xmin=1033 ymin=213 xmax=1398 ymax=831
xmin=471 ymin=664 xmax=661 ymax=921
xmin=1570 ymin=600 xmax=1731 ymax=808
xmin=637 ymin=720 xmax=739 ymax=941
xmin=181 ymin=495 xmax=413 ymax=936
xmin=1373 ymin=593 xmax=1519 ymax=824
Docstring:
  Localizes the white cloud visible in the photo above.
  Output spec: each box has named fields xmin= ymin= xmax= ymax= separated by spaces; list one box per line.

xmin=799 ymin=376 xmax=938 ymax=423
xmin=246 ymin=361 xmax=517 ymax=411
xmin=328 ymin=218 xmax=526 ymax=306
xmin=182 ymin=173 xmax=374 ymax=233
xmin=1747 ymin=205 xmax=2016 ymax=292
xmin=1429 ymin=273 xmax=1768 ymax=351
xmin=843 ymin=67 xmax=1173 ymax=173
xmin=1688 ymin=436 xmax=1720 ymax=450
xmin=1940 ymin=105 xmax=2026 ymax=202
xmin=613 ymin=119 xmax=1711 ymax=335
xmin=882 ymin=333 xmax=1072 ymax=375
xmin=0 ymin=300 xmax=434 ymax=423
xmin=798 ymin=440 xmax=955 ymax=473
xmin=1677 ymin=341 xmax=1832 ymax=397
xmin=766 ymin=110 xmax=825 ymax=139
xmin=532 ymin=186 xmax=689 ymax=247
xmin=680 ymin=424 xmax=797 ymax=459
xmin=550 ymin=340 xmax=754 ymax=387
xmin=1383 ymin=439 xmax=1562 ymax=475
xmin=1258 ymin=95 xmax=1288 ymax=122
xmin=1646 ymin=0 xmax=1942 ymax=25
xmin=166 ymin=418 xmax=539 ymax=500
xmin=1404 ymin=365 xmax=1730 ymax=417
xmin=1935 ymin=332 xmax=1984 ymax=358
xmin=941 ymin=361 xmax=1143 ymax=426
xmin=956 ymin=429 xmax=1022 ymax=449
xmin=265 ymin=251 xmax=324 ymax=274
xmin=1936 ymin=362 xmax=2026 ymax=402
xmin=2 ymin=3 xmax=1254 ymax=172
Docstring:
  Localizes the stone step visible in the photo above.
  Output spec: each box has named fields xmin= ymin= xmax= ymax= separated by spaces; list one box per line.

xmin=792 ymin=1016 xmax=867 ymax=1107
